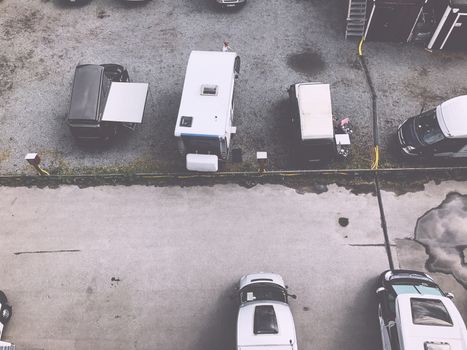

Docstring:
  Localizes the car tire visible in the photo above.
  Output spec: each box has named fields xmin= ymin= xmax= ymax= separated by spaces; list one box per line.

xmin=1 ymin=305 xmax=12 ymax=324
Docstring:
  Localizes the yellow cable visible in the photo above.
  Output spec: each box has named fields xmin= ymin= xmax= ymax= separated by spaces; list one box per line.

xmin=37 ymin=165 xmax=50 ymax=176
xmin=358 ymin=36 xmax=365 ymax=57
xmin=371 ymin=145 xmax=379 ymax=170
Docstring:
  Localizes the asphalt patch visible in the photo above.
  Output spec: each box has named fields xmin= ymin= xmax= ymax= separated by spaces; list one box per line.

xmin=414 ymin=192 xmax=467 ymax=289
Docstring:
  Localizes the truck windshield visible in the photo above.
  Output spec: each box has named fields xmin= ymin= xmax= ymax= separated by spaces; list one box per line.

xmin=240 ymin=283 xmax=287 ymax=304
xmin=414 ymin=110 xmax=445 ymax=145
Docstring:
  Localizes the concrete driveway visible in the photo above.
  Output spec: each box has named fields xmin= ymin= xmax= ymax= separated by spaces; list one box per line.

xmin=0 ymin=181 xmax=465 ymax=349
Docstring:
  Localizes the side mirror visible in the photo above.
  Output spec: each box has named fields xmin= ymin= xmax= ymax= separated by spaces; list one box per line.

xmin=446 ymin=292 xmax=454 ymax=299
xmin=376 ymin=287 xmax=386 ymax=295
xmin=288 ymin=293 xmax=297 ymax=300
xmin=376 ymin=287 xmax=387 ymax=302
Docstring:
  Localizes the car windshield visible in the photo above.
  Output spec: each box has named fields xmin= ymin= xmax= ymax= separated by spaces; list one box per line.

xmin=392 ymin=283 xmax=444 ymax=296
xmin=240 ymin=283 xmax=287 ymax=304
xmin=414 ymin=110 xmax=445 ymax=145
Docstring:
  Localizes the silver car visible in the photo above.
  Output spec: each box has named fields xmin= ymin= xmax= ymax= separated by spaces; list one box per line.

xmin=216 ymin=0 xmax=246 ymax=8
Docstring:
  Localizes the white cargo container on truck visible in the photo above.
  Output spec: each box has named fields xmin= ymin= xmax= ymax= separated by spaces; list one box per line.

xmin=175 ymin=50 xmax=240 ymax=172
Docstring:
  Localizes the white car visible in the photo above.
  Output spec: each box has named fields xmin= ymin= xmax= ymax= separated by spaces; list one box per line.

xmin=236 ymin=273 xmax=298 ymax=350
xmin=376 ymin=270 xmax=467 ymax=350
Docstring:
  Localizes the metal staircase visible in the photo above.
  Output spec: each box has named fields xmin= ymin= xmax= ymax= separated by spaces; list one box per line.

xmin=345 ymin=0 xmax=368 ymax=39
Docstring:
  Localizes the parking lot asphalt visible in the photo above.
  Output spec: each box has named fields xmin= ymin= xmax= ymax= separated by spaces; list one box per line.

xmin=0 ymin=181 xmax=466 ymax=349
xmin=1 ymin=0 xmax=467 ymax=175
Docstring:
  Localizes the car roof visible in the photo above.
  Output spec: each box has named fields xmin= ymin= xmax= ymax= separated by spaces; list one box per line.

xmin=237 ymin=301 xmax=297 ymax=347
xmin=175 ymin=51 xmax=237 ymax=138
xmin=396 ymin=294 xmax=467 ymax=350
xmin=437 ymin=95 xmax=467 ymax=138
xmin=68 ymin=65 xmax=104 ymax=122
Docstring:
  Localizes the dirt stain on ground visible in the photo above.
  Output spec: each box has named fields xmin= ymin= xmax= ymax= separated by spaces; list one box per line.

xmin=287 ymin=51 xmax=326 ymax=75
xmin=2 ymin=10 xmax=44 ymax=40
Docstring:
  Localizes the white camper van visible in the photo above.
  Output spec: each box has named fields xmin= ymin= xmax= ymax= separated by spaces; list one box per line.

xmin=175 ymin=51 xmax=240 ymax=172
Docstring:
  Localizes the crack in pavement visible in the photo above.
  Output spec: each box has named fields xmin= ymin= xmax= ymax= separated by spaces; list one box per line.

xmin=13 ymin=249 xmax=81 ymax=256
xmin=348 ymin=243 xmax=396 ymax=247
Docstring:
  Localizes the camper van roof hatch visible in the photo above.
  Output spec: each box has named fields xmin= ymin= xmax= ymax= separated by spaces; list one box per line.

xmin=201 ymin=85 xmax=218 ymax=96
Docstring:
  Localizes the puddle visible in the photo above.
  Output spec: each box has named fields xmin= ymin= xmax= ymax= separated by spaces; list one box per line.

xmin=415 ymin=192 xmax=467 ymax=288
xmin=287 ymin=51 xmax=326 ymax=75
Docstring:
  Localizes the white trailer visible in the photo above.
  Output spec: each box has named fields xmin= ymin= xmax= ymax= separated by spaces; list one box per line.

xmin=175 ymin=51 xmax=240 ymax=172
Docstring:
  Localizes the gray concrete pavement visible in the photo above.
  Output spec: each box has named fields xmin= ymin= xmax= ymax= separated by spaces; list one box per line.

xmin=0 ymin=181 xmax=466 ymax=349
xmin=2 ymin=0 xmax=467 ymax=175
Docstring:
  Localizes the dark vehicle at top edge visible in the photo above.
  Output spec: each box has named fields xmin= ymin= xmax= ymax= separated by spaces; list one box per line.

xmin=215 ymin=0 xmax=246 ymax=7
xmin=65 ymin=0 xmax=149 ymax=4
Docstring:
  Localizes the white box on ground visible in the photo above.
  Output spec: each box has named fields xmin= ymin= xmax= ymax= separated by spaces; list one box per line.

xmin=335 ymin=134 xmax=351 ymax=145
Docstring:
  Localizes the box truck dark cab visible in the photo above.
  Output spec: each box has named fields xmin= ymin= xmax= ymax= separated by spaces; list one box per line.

xmin=397 ymin=95 xmax=467 ymax=158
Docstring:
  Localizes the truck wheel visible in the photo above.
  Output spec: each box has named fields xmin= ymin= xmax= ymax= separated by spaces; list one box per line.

xmin=1 ymin=305 xmax=12 ymax=323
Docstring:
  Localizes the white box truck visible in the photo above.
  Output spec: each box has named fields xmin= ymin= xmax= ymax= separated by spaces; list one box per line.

xmin=288 ymin=82 xmax=351 ymax=163
xmin=175 ymin=51 xmax=240 ymax=172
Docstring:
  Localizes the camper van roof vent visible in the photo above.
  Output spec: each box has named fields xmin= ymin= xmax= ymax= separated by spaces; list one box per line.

xmin=201 ymin=85 xmax=218 ymax=96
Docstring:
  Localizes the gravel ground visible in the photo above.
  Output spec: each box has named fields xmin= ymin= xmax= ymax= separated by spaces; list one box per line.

xmin=1 ymin=0 xmax=467 ymax=175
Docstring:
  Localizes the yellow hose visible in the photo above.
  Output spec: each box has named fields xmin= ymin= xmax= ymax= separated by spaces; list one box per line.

xmin=371 ymin=145 xmax=379 ymax=170
xmin=358 ymin=36 xmax=365 ymax=57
